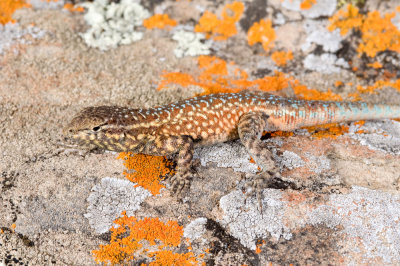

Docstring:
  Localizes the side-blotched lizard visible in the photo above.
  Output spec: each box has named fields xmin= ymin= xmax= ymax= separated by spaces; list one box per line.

xmin=64 ymin=91 xmax=400 ymax=206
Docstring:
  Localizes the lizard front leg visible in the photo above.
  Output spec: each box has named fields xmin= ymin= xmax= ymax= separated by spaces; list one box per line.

xmin=143 ymin=134 xmax=194 ymax=196
xmin=149 ymin=135 xmax=194 ymax=196
xmin=238 ymin=111 xmax=280 ymax=210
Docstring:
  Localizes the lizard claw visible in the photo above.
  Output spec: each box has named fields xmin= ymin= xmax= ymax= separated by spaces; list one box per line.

xmin=244 ymin=170 xmax=278 ymax=213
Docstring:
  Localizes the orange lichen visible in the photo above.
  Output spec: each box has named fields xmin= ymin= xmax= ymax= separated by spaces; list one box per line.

xmin=0 ymin=0 xmax=31 ymax=24
xmin=255 ymin=240 xmax=266 ymax=254
xmin=93 ymin=212 xmax=196 ymax=265
xmin=328 ymin=4 xmax=363 ymax=36
xmin=356 ymin=79 xmax=400 ymax=95
xmin=367 ymin=61 xmax=382 ymax=69
xmin=291 ymin=81 xmax=342 ymax=101
xmin=117 ymin=152 xmax=174 ymax=195
xmin=143 ymin=14 xmax=177 ymax=30
xmin=131 ymin=217 xmax=183 ymax=247
xmin=270 ymin=131 xmax=294 ymax=137
xmin=249 ymin=157 xmax=261 ymax=171
xmin=307 ymin=123 xmax=349 ymax=139
xmin=194 ymin=1 xmax=244 ymax=40
xmin=148 ymin=250 xmax=199 ymax=265
xmin=329 ymin=5 xmax=400 ymax=57
xmin=271 ymin=50 xmax=293 ymax=66
xmin=353 ymin=120 xmax=366 ymax=134
xmin=358 ymin=10 xmax=400 ymax=57
xmin=247 ymin=19 xmax=276 ymax=52
xmin=300 ymin=0 xmax=316 ymax=10
xmin=63 ymin=3 xmax=84 ymax=12
xmin=273 ymin=123 xmax=349 ymax=139
xmin=334 ymin=81 xmax=344 ymax=87
xmin=158 ymin=55 xmax=342 ymax=102
xmin=158 ymin=56 xmax=290 ymax=95
xmin=93 ymin=214 xmax=135 ymax=264
xmin=255 ymin=245 xmax=261 ymax=254
xmin=198 ymin=55 xmax=229 ymax=78
xmin=346 ymin=92 xmax=362 ymax=101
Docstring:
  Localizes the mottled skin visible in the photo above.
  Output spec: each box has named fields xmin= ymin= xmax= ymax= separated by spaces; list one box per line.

xmin=64 ymin=91 xmax=400 ymax=207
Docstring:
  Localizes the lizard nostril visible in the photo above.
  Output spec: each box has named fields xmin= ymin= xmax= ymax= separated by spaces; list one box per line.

xmin=63 ymin=127 xmax=74 ymax=136
xmin=92 ymin=126 xmax=100 ymax=131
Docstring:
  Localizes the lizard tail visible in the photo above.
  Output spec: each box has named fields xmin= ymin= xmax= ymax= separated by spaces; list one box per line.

xmin=294 ymin=100 xmax=400 ymax=128
xmin=329 ymin=101 xmax=400 ymax=123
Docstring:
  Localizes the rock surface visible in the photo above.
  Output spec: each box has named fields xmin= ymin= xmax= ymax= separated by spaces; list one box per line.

xmin=1 ymin=0 xmax=400 ymax=265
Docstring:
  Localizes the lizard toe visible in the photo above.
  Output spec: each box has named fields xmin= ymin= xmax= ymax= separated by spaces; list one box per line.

xmin=170 ymin=172 xmax=192 ymax=198
xmin=244 ymin=171 xmax=279 ymax=212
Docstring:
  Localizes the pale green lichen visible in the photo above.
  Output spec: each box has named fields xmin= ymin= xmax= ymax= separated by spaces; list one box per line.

xmin=79 ymin=0 xmax=150 ymax=51
xmin=172 ymin=30 xmax=211 ymax=58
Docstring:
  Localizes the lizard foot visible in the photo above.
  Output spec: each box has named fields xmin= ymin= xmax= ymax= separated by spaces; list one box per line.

xmin=245 ymin=169 xmax=281 ymax=213
xmin=170 ymin=171 xmax=192 ymax=198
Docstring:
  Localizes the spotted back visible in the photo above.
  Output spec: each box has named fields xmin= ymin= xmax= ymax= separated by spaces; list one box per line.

xmin=150 ymin=91 xmax=276 ymax=145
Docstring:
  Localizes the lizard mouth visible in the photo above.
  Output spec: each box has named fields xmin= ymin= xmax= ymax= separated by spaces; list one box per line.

xmin=62 ymin=127 xmax=96 ymax=147
xmin=54 ymin=137 xmax=105 ymax=156
xmin=60 ymin=133 xmax=102 ymax=154
xmin=62 ymin=134 xmax=86 ymax=148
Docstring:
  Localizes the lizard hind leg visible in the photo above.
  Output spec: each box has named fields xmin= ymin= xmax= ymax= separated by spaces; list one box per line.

xmin=238 ymin=111 xmax=280 ymax=212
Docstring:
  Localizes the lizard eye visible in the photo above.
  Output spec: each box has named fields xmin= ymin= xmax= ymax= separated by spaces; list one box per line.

xmin=92 ymin=126 xmax=101 ymax=132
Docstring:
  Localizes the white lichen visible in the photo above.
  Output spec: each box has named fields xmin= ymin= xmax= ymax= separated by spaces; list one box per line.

xmin=278 ymin=150 xmax=305 ymax=170
xmin=172 ymin=30 xmax=211 ymax=58
xmin=282 ymin=0 xmax=337 ymax=19
xmin=30 ymin=0 xmax=65 ymax=9
xmin=308 ymin=186 xmax=400 ymax=263
xmin=303 ymin=153 xmax=331 ymax=174
xmin=219 ymin=189 xmax=292 ymax=250
xmin=194 ymin=141 xmax=259 ymax=174
xmin=183 ymin=217 xmax=208 ymax=242
xmin=303 ymin=53 xmax=349 ymax=74
xmin=392 ymin=10 xmax=400 ymax=30
xmin=220 ymin=185 xmax=400 ymax=263
xmin=79 ymin=0 xmax=150 ymax=50
xmin=273 ymin=12 xmax=286 ymax=25
xmin=348 ymin=120 xmax=400 ymax=155
xmin=0 ymin=22 xmax=46 ymax=54
xmin=84 ymin=177 xmax=151 ymax=234
xmin=302 ymin=20 xmax=343 ymax=53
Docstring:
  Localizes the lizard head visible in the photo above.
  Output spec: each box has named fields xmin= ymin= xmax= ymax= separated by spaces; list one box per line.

xmin=63 ymin=106 xmax=140 ymax=152
xmin=64 ymin=106 xmax=112 ymax=137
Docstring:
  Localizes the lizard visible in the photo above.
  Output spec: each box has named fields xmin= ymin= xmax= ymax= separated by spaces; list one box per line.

xmin=63 ymin=90 xmax=400 ymax=208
